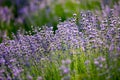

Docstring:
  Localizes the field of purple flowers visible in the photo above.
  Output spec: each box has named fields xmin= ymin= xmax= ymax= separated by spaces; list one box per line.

xmin=0 ymin=0 xmax=120 ymax=80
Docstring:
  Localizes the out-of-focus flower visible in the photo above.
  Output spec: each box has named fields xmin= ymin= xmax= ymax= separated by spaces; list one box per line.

xmin=85 ymin=60 xmax=90 ymax=65
xmin=59 ymin=59 xmax=71 ymax=80
xmin=27 ymin=73 xmax=33 ymax=80
xmin=37 ymin=76 xmax=42 ymax=80
xmin=0 ymin=7 xmax=13 ymax=24
xmin=94 ymin=60 xmax=99 ymax=65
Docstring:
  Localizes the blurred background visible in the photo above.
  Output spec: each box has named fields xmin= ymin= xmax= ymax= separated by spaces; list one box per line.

xmin=0 ymin=0 xmax=119 ymax=42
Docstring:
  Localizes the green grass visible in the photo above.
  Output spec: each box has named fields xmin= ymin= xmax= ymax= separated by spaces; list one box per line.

xmin=19 ymin=48 xmax=120 ymax=80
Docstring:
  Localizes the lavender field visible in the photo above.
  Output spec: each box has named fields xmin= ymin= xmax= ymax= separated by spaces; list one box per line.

xmin=0 ymin=0 xmax=120 ymax=80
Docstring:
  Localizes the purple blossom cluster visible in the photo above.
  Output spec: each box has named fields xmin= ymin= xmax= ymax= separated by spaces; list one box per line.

xmin=0 ymin=6 xmax=13 ymax=40
xmin=18 ymin=0 xmax=43 ymax=16
xmin=15 ymin=0 xmax=50 ymax=24
xmin=51 ymin=20 xmax=82 ymax=50
xmin=94 ymin=56 xmax=106 ymax=69
xmin=0 ymin=10 xmax=120 ymax=79
xmin=0 ymin=6 xmax=13 ymax=24
xmin=0 ymin=0 xmax=48 ymax=25
xmin=97 ymin=1 xmax=120 ymax=17
xmin=59 ymin=59 xmax=71 ymax=80
xmin=101 ymin=6 xmax=115 ymax=17
xmin=79 ymin=10 xmax=120 ymax=52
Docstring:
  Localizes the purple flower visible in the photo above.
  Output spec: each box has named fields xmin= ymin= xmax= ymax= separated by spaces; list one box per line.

xmin=94 ymin=60 xmax=99 ymax=65
xmin=27 ymin=74 xmax=33 ymax=80
xmin=0 ymin=7 xmax=13 ymax=23
xmin=63 ymin=68 xmax=70 ymax=74
xmin=37 ymin=76 xmax=42 ymax=80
